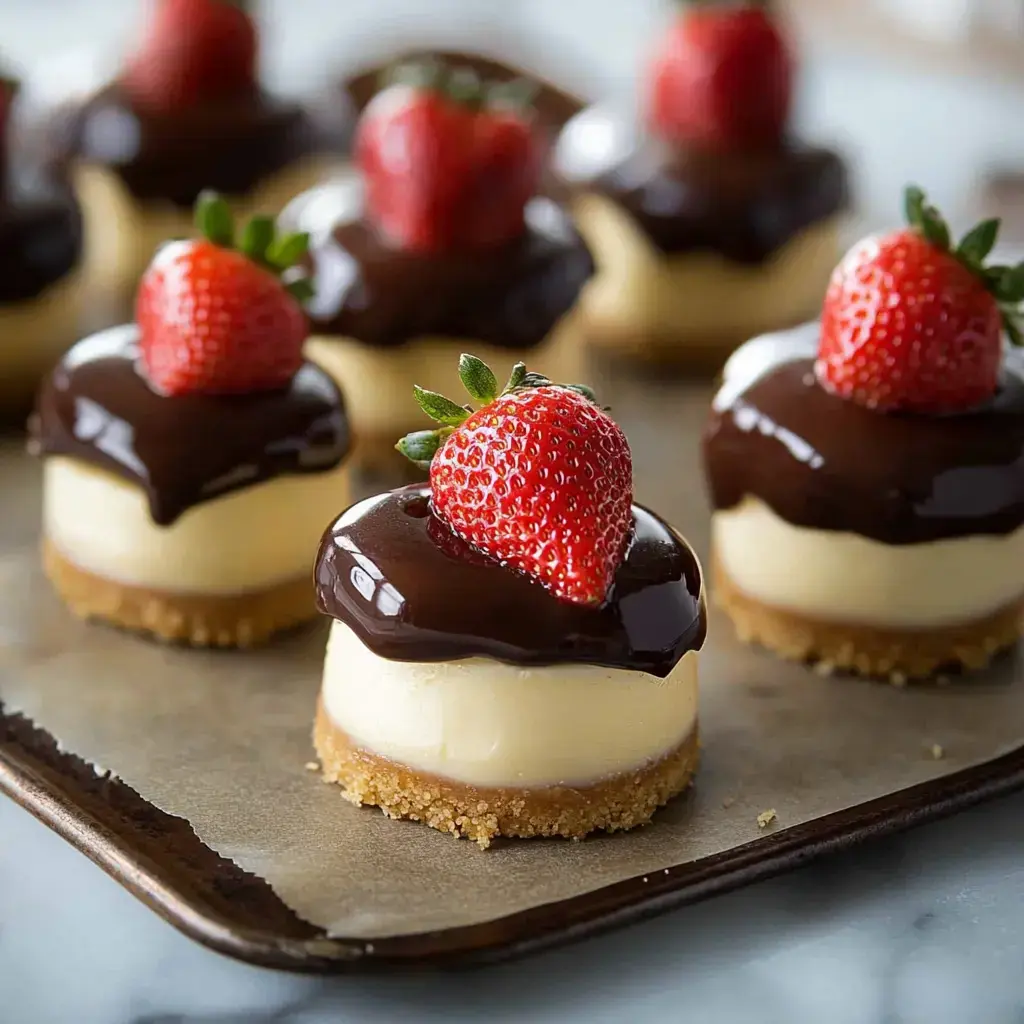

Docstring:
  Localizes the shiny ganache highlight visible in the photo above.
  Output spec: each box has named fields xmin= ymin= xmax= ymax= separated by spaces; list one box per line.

xmin=31 ymin=325 xmax=351 ymax=526
xmin=288 ymin=181 xmax=594 ymax=349
xmin=557 ymin=107 xmax=848 ymax=263
xmin=315 ymin=486 xmax=706 ymax=676
xmin=50 ymin=84 xmax=344 ymax=208
xmin=703 ymin=325 xmax=1024 ymax=544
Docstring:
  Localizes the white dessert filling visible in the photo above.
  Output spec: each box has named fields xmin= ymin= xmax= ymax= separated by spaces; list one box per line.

xmin=75 ymin=157 xmax=340 ymax=303
xmin=320 ymin=620 xmax=699 ymax=789
xmin=571 ymin=193 xmax=841 ymax=344
xmin=0 ymin=269 xmax=86 ymax=394
xmin=714 ymin=496 xmax=1024 ymax=629
xmin=43 ymin=457 xmax=349 ymax=595
xmin=305 ymin=322 xmax=583 ymax=441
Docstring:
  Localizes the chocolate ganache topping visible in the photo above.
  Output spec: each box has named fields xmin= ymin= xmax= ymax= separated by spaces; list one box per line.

xmin=703 ymin=323 xmax=1024 ymax=544
xmin=556 ymin=107 xmax=849 ymax=263
xmin=51 ymin=84 xmax=342 ymax=209
xmin=0 ymin=170 xmax=82 ymax=303
xmin=342 ymin=51 xmax=585 ymax=133
xmin=284 ymin=179 xmax=594 ymax=348
xmin=31 ymin=324 xmax=351 ymax=525
xmin=315 ymin=486 xmax=706 ymax=676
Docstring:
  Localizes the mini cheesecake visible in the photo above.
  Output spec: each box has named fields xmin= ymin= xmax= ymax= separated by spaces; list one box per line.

xmin=703 ymin=194 xmax=1024 ymax=680
xmin=30 ymin=196 xmax=351 ymax=647
xmin=48 ymin=0 xmax=345 ymax=311
xmin=283 ymin=59 xmax=594 ymax=472
xmin=554 ymin=3 xmax=849 ymax=371
xmin=312 ymin=358 xmax=705 ymax=846
xmin=0 ymin=79 xmax=84 ymax=418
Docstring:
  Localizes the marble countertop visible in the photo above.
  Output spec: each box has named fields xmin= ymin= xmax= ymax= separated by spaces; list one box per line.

xmin=5 ymin=788 xmax=1024 ymax=1023
xmin=5 ymin=3 xmax=1024 ymax=1021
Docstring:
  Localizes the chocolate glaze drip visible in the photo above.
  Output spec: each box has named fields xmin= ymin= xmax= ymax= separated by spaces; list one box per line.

xmin=556 ymin=107 xmax=849 ymax=263
xmin=32 ymin=324 xmax=351 ymax=526
xmin=315 ymin=486 xmax=706 ymax=676
xmin=703 ymin=324 xmax=1024 ymax=544
xmin=285 ymin=179 xmax=594 ymax=348
xmin=342 ymin=51 xmax=584 ymax=132
xmin=0 ymin=173 xmax=81 ymax=302
xmin=51 ymin=84 xmax=345 ymax=208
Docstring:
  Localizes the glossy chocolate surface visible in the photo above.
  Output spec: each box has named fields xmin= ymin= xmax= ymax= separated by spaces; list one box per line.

xmin=342 ymin=50 xmax=584 ymax=132
xmin=315 ymin=485 xmax=705 ymax=675
xmin=286 ymin=179 xmax=594 ymax=348
xmin=556 ymin=108 xmax=848 ymax=263
xmin=53 ymin=83 xmax=342 ymax=208
xmin=703 ymin=324 xmax=1024 ymax=543
xmin=0 ymin=170 xmax=81 ymax=302
xmin=31 ymin=324 xmax=350 ymax=525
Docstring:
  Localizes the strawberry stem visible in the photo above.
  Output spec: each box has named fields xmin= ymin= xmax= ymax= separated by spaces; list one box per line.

xmin=379 ymin=58 xmax=537 ymax=116
xmin=396 ymin=354 xmax=604 ymax=468
xmin=192 ymin=191 xmax=315 ymax=302
xmin=904 ymin=183 xmax=1024 ymax=347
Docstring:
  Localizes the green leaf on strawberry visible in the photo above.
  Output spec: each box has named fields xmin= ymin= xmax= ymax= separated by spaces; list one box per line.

xmin=903 ymin=184 xmax=1024 ymax=348
xmin=191 ymin=191 xmax=315 ymax=305
xmin=396 ymin=354 xmax=603 ymax=468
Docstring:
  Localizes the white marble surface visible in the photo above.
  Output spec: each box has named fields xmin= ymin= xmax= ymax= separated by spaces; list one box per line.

xmin=5 ymin=790 xmax=1024 ymax=1023
xmin=6 ymin=2 xmax=1024 ymax=1021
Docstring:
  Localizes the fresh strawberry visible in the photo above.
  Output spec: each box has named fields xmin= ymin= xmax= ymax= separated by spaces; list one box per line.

xmin=137 ymin=191 xmax=314 ymax=397
xmin=356 ymin=61 xmax=542 ymax=253
xmin=396 ymin=355 xmax=633 ymax=606
xmin=816 ymin=186 xmax=1024 ymax=414
xmin=121 ymin=0 xmax=258 ymax=113
xmin=647 ymin=0 xmax=793 ymax=150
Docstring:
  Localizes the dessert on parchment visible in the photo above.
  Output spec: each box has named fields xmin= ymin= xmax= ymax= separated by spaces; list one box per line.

xmin=555 ymin=0 xmax=848 ymax=369
xmin=0 ymin=76 xmax=84 ymax=417
xmin=31 ymin=194 xmax=351 ymax=647
xmin=313 ymin=355 xmax=706 ymax=847
xmin=704 ymin=186 xmax=1024 ymax=680
xmin=49 ymin=0 xmax=345 ymax=306
xmin=282 ymin=59 xmax=593 ymax=470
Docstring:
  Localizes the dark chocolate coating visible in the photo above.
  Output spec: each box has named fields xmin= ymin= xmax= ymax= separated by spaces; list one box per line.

xmin=0 ymin=170 xmax=82 ymax=303
xmin=51 ymin=83 xmax=344 ymax=209
xmin=556 ymin=107 xmax=849 ymax=263
xmin=342 ymin=50 xmax=584 ymax=132
xmin=703 ymin=324 xmax=1024 ymax=544
xmin=315 ymin=486 xmax=706 ymax=676
xmin=288 ymin=180 xmax=594 ymax=348
xmin=31 ymin=324 xmax=351 ymax=526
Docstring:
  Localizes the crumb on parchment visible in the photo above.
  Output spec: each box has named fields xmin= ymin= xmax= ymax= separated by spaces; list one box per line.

xmin=721 ymin=795 xmax=736 ymax=809
xmin=757 ymin=809 xmax=777 ymax=829
xmin=305 ymin=761 xmax=320 ymax=771
xmin=930 ymin=744 xmax=944 ymax=760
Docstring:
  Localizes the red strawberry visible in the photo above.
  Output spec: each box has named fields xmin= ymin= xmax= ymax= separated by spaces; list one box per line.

xmin=137 ymin=191 xmax=314 ymax=397
xmin=356 ymin=62 xmax=542 ymax=253
xmin=121 ymin=0 xmax=257 ymax=113
xmin=396 ymin=355 xmax=633 ymax=606
xmin=816 ymin=186 xmax=1024 ymax=414
xmin=647 ymin=1 xmax=793 ymax=150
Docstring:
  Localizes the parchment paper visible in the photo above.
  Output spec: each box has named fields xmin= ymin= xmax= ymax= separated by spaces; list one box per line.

xmin=1 ymin=373 xmax=1021 ymax=940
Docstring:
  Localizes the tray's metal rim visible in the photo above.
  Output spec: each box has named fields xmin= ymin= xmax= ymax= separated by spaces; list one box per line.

xmin=3 ymin=712 xmax=1024 ymax=974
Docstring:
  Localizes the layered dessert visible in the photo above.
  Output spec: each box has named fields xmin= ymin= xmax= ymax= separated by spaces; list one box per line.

xmin=49 ymin=0 xmax=345 ymax=308
xmin=704 ymin=187 xmax=1024 ymax=680
xmin=31 ymin=194 xmax=351 ymax=647
xmin=0 ymin=77 xmax=84 ymax=418
xmin=283 ymin=58 xmax=593 ymax=470
xmin=314 ymin=356 xmax=705 ymax=846
xmin=555 ymin=0 xmax=849 ymax=369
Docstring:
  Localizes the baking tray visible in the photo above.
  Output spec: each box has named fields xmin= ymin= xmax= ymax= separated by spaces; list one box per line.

xmin=3 ymin=366 xmax=1024 ymax=974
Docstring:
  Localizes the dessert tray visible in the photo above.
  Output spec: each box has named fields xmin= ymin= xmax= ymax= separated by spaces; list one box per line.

xmin=3 ymin=368 xmax=1024 ymax=973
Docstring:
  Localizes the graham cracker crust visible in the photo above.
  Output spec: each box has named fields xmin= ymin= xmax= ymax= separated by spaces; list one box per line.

xmin=43 ymin=539 xmax=316 ymax=648
xmin=713 ymin=553 xmax=1024 ymax=681
xmin=314 ymin=699 xmax=699 ymax=848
